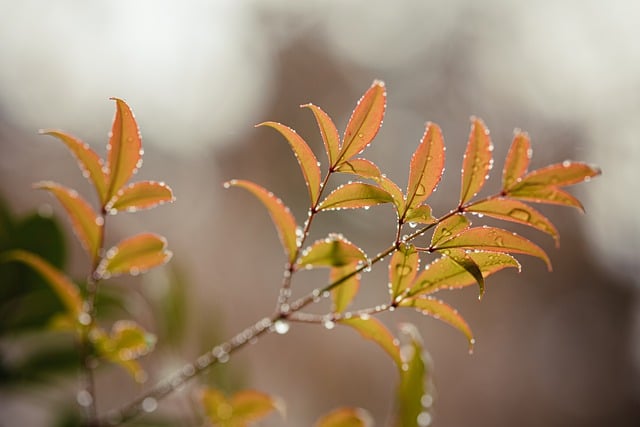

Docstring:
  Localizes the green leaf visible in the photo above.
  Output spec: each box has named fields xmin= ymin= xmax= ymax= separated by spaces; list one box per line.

xmin=460 ymin=117 xmax=493 ymax=205
xmin=430 ymin=214 xmax=470 ymax=247
xmin=315 ymin=407 xmax=373 ymax=427
xmin=317 ymin=182 xmax=393 ymax=211
xmin=514 ymin=161 xmax=601 ymax=188
xmin=105 ymin=180 xmax=175 ymax=214
xmin=40 ymin=130 xmax=108 ymax=204
xmin=376 ymin=175 xmax=405 ymax=215
xmin=405 ymin=122 xmax=445 ymax=212
xmin=445 ymin=248 xmax=485 ymax=298
xmin=302 ymin=103 xmax=341 ymax=168
xmin=502 ymin=131 xmax=531 ymax=190
xmin=257 ymin=121 xmax=322 ymax=205
xmin=330 ymin=263 xmax=360 ymax=313
xmin=201 ymin=387 xmax=280 ymax=427
xmin=466 ymin=198 xmax=560 ymax=245
xmin=340 ymin=317 xmax=402 ymax=367
xmin=433 ymin=226 xmax=552 ymax=270
xmin=506 ymin=184 xmax=586 ymax=211
xmin=389 ymin=243 xmax=419 ymax=299
xmin=106 ymin=98 xmax=143 ymax=200
xmin=298 ymin=235 xmax=366 ymax=269
xmin=97 ymin=233 xmax=172 ymax=279
xmin=334 ymin=158 xmax=382 ymax=180
xmin=394 ymin=323 xmax=428 ymax=427
xmin=226 ymin=180 xmax=299 ymax=264
xmin=336 ymin=81 xmax=386 ymax=165
xmin=34 ymin=181 xmax=101 ymax=263
xmin=403 ymin=205 xmax=436 ymax=225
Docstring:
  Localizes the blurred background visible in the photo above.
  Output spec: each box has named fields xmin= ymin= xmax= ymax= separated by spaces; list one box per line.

xmin=1 ymin=0 xmax=639 ymax=425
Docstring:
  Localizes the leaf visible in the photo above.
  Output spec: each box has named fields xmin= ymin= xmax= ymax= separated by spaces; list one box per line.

xmin=105 ymin=180 xmax=174 ymax=214
xmin=257 ymin=121 xmax=322 ymax=204
xmin=226 ymin=180 xmax=298 ymax=264
xmin=40 ymin=130 xmax=109 ymax=204
xmin=400 ymin=297 xmax=474 ymax=348
xmin=466 ymin=198 xmax=559 ymax=245
xmin=507 ymin=184 xmax=585 ymax=211
xmin=410 ymin=251 xmax=520 ymax=296
xmin=97 ymin=233 xmax=172 ymax=279
xmin=335 ymin=158 xmax=382 ymax=180
xmin=389 ymin=243 xmax=419 ymax=299
xmin=514 ymin=161 xmax=601 ymax=188
xmin=317 ymin=182 xmax=393 ymax=211
xmin=502 ymin=131 xmax=531 ymax=190
xmin=106 ymin=98 xmax=142 ymax=200
xmin=336 ymin=80 xmax=386 ymax=165
xmin=340 ymin=317 xmax=402 ymax=367
xmin=302 ymin=103 xmax=341 ymax=168
xmin=298 ymin=235 xmax=366 ymax=269
xmin=404 ymin=205 xmax=436 ymax=225
xmin=460 ymin=117 xmax=493 ymax=205
xmin=201 ymin=388 xmax=280 ymax=427
xmin=34 ymin=181 xmax=101 ymax=262
xmin=405 ymin=122 xmax=445 ymax=212
xmin=430 ymin=214 xmax=470 ymax=247
xmin=445 ymin=248 xmax=485 ymax=298
xmin=0 ymin=250 xmax=82 ymax=316
xmin=394 ymin=323 xmax=428 ymax=427
xmin=330 ymin=263 xmax=360 ymax=313
xmin=315 ymin=407 xmax=373 ymax=427
xmin=433 ymin=226 xmax=552 ymax=270
xmin=377 ymin=175 xmax=405 ymax=215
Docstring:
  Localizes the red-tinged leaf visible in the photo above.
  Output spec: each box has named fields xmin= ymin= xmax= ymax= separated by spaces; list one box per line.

xmin=389 ymin=243 xmax=419 ymax=299
xmin=226 ymin=180 xmax=298 ymax=264
xmin=507 ymin=184 xmax=585 ymax=211
xmin=340 ymin=317 xmax=402 ymax=367
xmin=430 ymin=214 xmax=470 ymax=247
xmin=335 ymin=158 xmax=382 ymax=179
xmin=257 ymin=121 xmax=322 ymax=204
xmin=302 ymin=103 xmax=341 ymax=168
xmin=460 ymin=117 xmax=493 ymax=205
xmin=446 ymin=248 xmax=485 ymax=297
xmin=502 ymin=131 xmax=531 ymax=190
xmin=400 ymin=297 xmax=474 ymax=348
xmin=40 ymin=130 xmax=109 ymax=204
xmin=514 ymin=161 xmax=601 ymax=188
xmin=337 ymin=81 xmax=386 ymax=165
xmin=230 ymin=390 xmax=281 ymax=423
xmin=405 ymin=122 xmax=445 ymax=211
xmin=105 ymin=180 xmax=174 ymax=214
xmin=331 ymin=263 xmax=360 ymax=313
xmin=35 ymin=181 xmax=101 ymax=262
xmin=434 ymin=226 xmax=552 ymax=270
xmin=409 ymin=252 xmax=520 ymax=296
xmin=91 ymin=325 xmax=152 ymax=383
xmin=404 ymin=205 xmax=436 ymax=225
xmin=377 ymin=175 xmax=405 ymax=215
xmin=297 ymin=235 xmax=366 ymax=269
xmin=317 ymin=182 xmax=393 ymax=211
xmin=106 ymin=98 xmax=142 ymax=200
xmin=466 ymin=198 xmax=560 ymax=245
xmin=394 ymin=323 xmax=428 ymax=427
xmin=315 ymin=407 xmax=373 ymax=427
xmin=0 ymin=250 xmax=82 ymax=316
xmin=97 ymin=233 xmax=172 ymax=279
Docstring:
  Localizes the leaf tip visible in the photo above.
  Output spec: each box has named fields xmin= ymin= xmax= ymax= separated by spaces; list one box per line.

xmin=372 ymin=79 xmax=386 ymax=88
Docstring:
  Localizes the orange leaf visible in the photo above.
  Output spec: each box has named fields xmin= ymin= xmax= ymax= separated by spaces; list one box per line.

xmin=105 ymin=180 xmax=174 ymax=214
xmin=302 ymin=103 xmax=341 ymax=168
xmin=404 ymin=205 xmax=436 ymax=225
xmin=317 ymin=182 xmax=393 ymax=211
xmin=35 ymin=181 xmax=101 ymax=263
xmin=514 ymin=161 xmax=601 ymax=188
xmin=430 ymin=214 xmax=470 ymax=247
xmin=331 ymin=263 xmax=361 ymax=313
xmin=389 ymin=243 xmax=419 ymax=299
xmin=376 ymin=175 xmax=405 ymax=215
xmin=340 ymin=317 xmax=402 ymax=367
xmin=97 ymin=233 xmax=171 ymax=278
xmin=502 ymin=131 xmax=531 ymax=190
xmin=298 ymin=235 xmax=366 ymax=269
xmin=40 ymin=130 xmax=108 ymax=204
xmin=466 ymin=198 xmax=559 ymax=245
xmin=405 ymin=122 xmax=445 ymax=212
xmin=106 ymin=98 xmax=142 ymax=200
xmin=315 ymin=407 xmax=373 ymax=427
xmin=230 ymin=390 xmax=281 ymax=423
xmin=445 ymin=248 xmax=485 ymax=297
xmin=335 ymin=158 xmax=382 ymax=180
xmin=460 ymin=118 xmax=493 ymax=205
xmin=337 ymin=81 xmax=386 ymax=165
xmin=226 ymin=180 xmax=298 ymax=264
xmin=507 ymin=184 xmax=585 ymax=211
xmin=257 ymin=121 xmax=322 ymax=205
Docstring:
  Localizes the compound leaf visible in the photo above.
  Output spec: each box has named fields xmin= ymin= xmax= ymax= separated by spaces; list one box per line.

xmin=460 ymin=118 xmax=493 ymax=205
xmin=302 ymin=103 xmax=340 ymax=168
xmin=315 ymin=407 xmax=373 ymax=427
xmin=98 ymin=233 xmax=171 ymax=279
xmin=389 ymin=243 xmax=419 ymax=299
xmin=298 ymin=235 xmax=366 ymax=269
xmin=106 ymin=98 xmax=142 ymax=200
xmin=502 ymin=131 xmax=531 ymax=190
xmin=340 ymin=317 xmax=401 ymax=367
xmin=105 ymin=180 xmax=174 ymax=214
xmin=317 ymin=182 xmax=393 ymax=211
xmin=400 ymin=297 xmax=473 ymax=348
xmin=406 ymin=122 xmax=445 ymax=211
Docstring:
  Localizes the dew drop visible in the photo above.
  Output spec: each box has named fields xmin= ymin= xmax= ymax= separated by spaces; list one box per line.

xmin=129 ymin=267 xmax=140 ymax=276
xmin=395 ymin=264 xmax=412 ymax=277
xmin=95 ymin=216 xmax=105 ymax=226
xmin=223 ymin=182 xmax=231 ymax=189
xmin=78 ymin=312 xmax=92 ymax=326
xmin=421 ymin=394 xmax=434 ymax=408
xmin=359 ymin=313 xmax=370 ymax=320
xmin=323 ymin=320 xmax=336 ymax=330
xmin=218 ymin=352 xmax=230 ymax=363
xmin=274 ymin=319 xmax=290 ymax=335
xmin=417 ymin=411 xmax=432 ymax=426
xmin=562 ymin=160 xmax=571 ymax=167
xmin=408 ymin=222 xmax=417 ymax=228
xmin=76 ymin=390 xmax=93 ymax=407
xmin=141 ymin=397 xmax=157 ymax=413
xmin=415 ymin=184 xmax=426 ymax=196
xmin=508 ymin=208 xmax=531 ymax=222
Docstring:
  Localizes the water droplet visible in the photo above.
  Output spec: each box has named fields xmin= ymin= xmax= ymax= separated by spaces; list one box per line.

xmin=95 ymin=216 xmax=104 ymax=226
xmin=408 ymin=222 xmax=417 ymax=228
xmin=417 ymin=411 xmax=432 ymax=426
xmin=274 ymin=319 xmax=290 ymax=335
xmin=129 ymin=267 xmax=140 ymax=276
xmin=415 ymin=184 xmax=426 ymax=196
xmin=395 ymin=264 xmax=412 ymax=277
xmin=562 ymin=160 xmax=571 ymax=167
xmin=358 ymin=133 xmax=364 ymax=139
xmin=495 ymin=236 xmax=504 ymax=246
xmin=141 ymin=397 xmax=157 ymax=413
xmin=77 ymin=390 xmax=93 ymax=407
xmin=181 ymin=364 xmax=195 ymax=377
xmin=78 ymin=312 xmax=92 ymax=326
xmin=508 ymin=208 xmax=531 ymax=222
xmin=280 ymin=303 xmax=290 ymax=314
xmin=359 ymin=313 xmax=370 ymax=320
xmin=218 ymin=352 xmax=230 ymax=363
xmin=421 ymin=394 xmax=434 ymax=408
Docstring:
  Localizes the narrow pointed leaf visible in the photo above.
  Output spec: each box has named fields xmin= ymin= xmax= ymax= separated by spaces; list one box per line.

xmin=460 ymin=118 xmax=493 ymax=205
xmin=230 ymin=390 xmax=280 ymax=423
xmin=400 ymin=297 xmax=474 ymax=347
xmin=335 ymin=158 xmax=382 ymax=179
xmin=394 ymin=323 xmax=427 ymax=427
xmin=105 ymin=180 xmax=174 ymax=214
xmin=406 ymin=122 xmax=445 ymax=211
xmin=35 ymin=181 xmax=101 ymax=262
xmin=226 ymin=180 xmax=298 ymax=264
xmin=302 ymin=103 xmax=340 ymax=167
xmin=340 ymin=317 xmax=401 ymax=367
xmin=389 ymin=243 xmax=419 ymax=299
xmin=1 ymin=250 xmax=82 ymax=316
xmin=502 ymin=131 xmax=531 ymax=190
xmin=257 ymin=121 xmax=322 ymax=204
xmin=466 ymin=198 xmax=559 ymax=245
xmin=515 ymin=161 xmax=601 ymax=188
xmin=337 ymin=81 xmax=386 ymax=164
xmin=331 ymin=263 xmax=361 ymax=313
xmin=91 ymin=325 xmax=152 ymax=383
xmin=40 ymin=130 xmax=108 ymax=204
xmin=298 ymin=235 xmax=366 ymax=269
xmin=434 ymin=226 xmax=552 ymax=270
xmin=430 ymin=214 xmax=470 ymax=247
xmin=315 ymin=407 xmax=373 ymax=427
xmin=377 ymin=175 xmax=405 ymax=215
xmin=446 ymin=248 xmax=485 ymax=297
xmin=404 ymin=205 xmax=436 ymax=225
xmin=317 ymin=182 xmax=393 ymax=211
xmin=106 ymin=98 xmax=142 ymax=200
xmin=98 ymin=233 xmax=172 ymax=278
xmin=507 ymin=184 xmax=585 ymax=211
